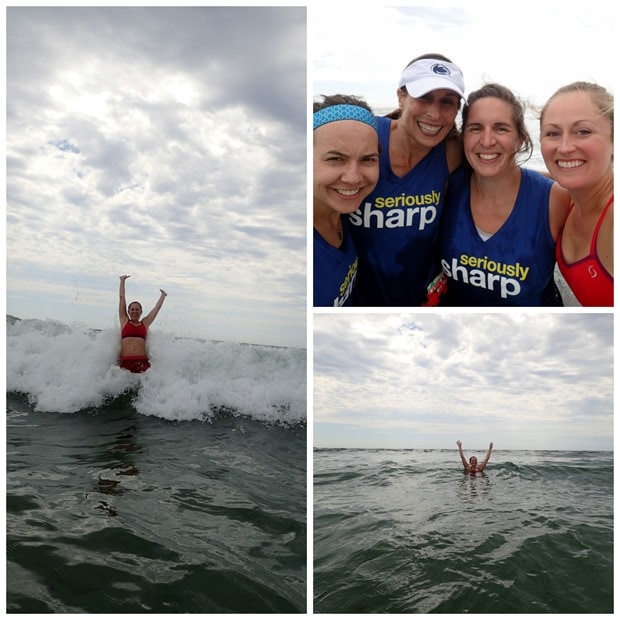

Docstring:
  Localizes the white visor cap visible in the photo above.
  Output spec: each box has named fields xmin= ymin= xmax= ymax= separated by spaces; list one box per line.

xmin=398 ymin=59 xmax=465 ymax=99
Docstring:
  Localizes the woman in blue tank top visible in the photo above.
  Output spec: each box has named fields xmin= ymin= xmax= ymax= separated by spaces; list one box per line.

xmin=440 ymin=84 xmax=570 ymax=306
xmin=313 ymin=95 xmax=380 ymax=306
xmin=347 ymin=54 xmax=465 ymax=306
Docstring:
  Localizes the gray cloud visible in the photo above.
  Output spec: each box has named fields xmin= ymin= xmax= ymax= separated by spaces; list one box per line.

xmin=314 ymin=314 xmax=613 ymax=450
xmin=6 ymin=7 xmax=306 ymax=347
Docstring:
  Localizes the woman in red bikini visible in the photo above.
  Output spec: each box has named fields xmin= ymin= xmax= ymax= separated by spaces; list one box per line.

xmin=119 ymin=275 xmax=167 ymax=373
xmin=457 ymin=440 xmax=493 ymax=475
xmin=540 ymin=82 xmax=613 ymax=306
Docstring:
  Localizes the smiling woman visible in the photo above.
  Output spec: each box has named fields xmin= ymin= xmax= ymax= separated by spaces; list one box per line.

xmin=6 ymin=7 xmax=307 ymax=615
xmin=345 ymin=53 xmax=465 ymax=307
xmin=118 ymin=274 xmax=167 ymax=373
xmin=440 ymin=83 xmax=571 ymax=307
xmin=540 ymin=82 xmax=614 ymax=307
xmin=313 ymin=94 xmax=380 ymax=307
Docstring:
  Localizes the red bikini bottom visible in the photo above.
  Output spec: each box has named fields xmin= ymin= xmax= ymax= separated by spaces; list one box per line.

xmin=119 ymin=356 xmax=150 ymax=373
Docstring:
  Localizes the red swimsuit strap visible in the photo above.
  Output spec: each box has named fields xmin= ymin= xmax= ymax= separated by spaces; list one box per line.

xmin=561 ymin=194 xmax=614 ymax=261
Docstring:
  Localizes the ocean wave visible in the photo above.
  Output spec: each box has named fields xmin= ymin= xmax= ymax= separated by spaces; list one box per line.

xmin=6 ymin=316 xmax=306 ymax=425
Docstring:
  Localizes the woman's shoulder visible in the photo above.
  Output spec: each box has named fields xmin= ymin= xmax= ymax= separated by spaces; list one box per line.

xmin=446 ymin=164 xmax=470 ymax=188
xmin=521 ymin=167 xmax=554 ymax=189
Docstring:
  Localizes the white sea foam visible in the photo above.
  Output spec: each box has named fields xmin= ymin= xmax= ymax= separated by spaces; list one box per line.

xmin=6 ymin=317 xmax=306 ymax=424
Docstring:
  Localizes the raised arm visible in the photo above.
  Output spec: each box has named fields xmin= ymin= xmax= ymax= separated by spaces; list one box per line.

xmin=142 ymin=289 xmax=168 ymax=327
xmin=119 ymin=275 xmax=130 ymax=326
xmin=456 ymin=440 xmax=469 ymax=469
xmin=479 ymin=442 xmax=494 ymax=471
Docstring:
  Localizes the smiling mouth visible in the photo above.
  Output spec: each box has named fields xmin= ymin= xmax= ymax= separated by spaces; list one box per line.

xmin=335 ymin=188 xmax=362 ymax=197
xmin=478 ymin=153 xmax=500 ymax=162
xmin=557 ymin=159 xmax=585 ymax=169
xmin=418 ymin=121 xmax=442 ymax=136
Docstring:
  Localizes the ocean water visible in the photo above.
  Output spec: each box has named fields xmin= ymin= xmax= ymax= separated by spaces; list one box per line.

xmin=314 ymin=448 xmax=613 ymax=614
xmin=6 ymin=316 xmax=307 ymax=613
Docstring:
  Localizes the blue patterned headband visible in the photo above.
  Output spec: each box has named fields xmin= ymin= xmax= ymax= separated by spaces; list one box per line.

xmin=313 ymin=104 xmax=378 ymax=132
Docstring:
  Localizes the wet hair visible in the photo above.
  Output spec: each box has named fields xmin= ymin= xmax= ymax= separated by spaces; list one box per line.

xmin=540 ymin=81 xmax=614 ymax=137
xmin=128 ymin=301 xmax=142 ymax=313
xmin=386 ymin=53 xmax=460 ymax=141
xmin=462 ymin=83 xmax=533 ymax=166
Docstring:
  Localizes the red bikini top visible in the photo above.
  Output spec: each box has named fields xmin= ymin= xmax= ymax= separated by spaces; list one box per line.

xmin=122 ymin=321 xmax=147 ymax=339
xmin=556 ymin=195 xmax=613 ymax=307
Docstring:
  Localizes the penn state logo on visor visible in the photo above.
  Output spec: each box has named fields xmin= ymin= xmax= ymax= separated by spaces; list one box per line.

xmin=432 ymin=63 xmax=452 ymax=76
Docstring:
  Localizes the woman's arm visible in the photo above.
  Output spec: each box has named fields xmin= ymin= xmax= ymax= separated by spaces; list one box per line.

xmin=456 ymin=440 xmax=469 ymax=469
xmin=119 ymin=275 xmax=130 ymax=326
xmin=142 ymin=289 xmax=168 ymax=327
xmin=479 ymin=442 xmax=494 ymax=471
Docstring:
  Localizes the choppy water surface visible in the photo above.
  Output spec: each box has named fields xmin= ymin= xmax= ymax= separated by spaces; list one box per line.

xmin=314 ymin=448 xmax=612 ymax=613
xmin=7 ymin=317 xmax=307 ymax=613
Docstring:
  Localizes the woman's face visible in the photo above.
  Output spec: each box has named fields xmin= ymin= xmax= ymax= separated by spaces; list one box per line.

xmin=128 ymin=303 xmax=142 ymax=320
xmin=463 ymin=97 xmax=522 ymax=177
xmin=313 ymin=120 xmax=380 ymax=215
xmin=540 ymin=91 xmax=613 ymax=192
xmin=397 ymin=88 xmax=460 ymax=148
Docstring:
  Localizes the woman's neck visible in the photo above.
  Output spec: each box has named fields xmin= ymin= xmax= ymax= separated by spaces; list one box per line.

xmin=314 ymin=201 xmax=343 ymax=247
xmin=569 ymin=174 xmax=614 ymax=214
xmin=472 ymin=165 xmax=521 ymax=198
xmin=313 ymin=200 xmax=341 ymax=229
xmin=389 ymin=120 xmax=433 ymax=175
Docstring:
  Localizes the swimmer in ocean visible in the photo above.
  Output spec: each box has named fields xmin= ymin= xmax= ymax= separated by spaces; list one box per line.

xmin=118 ymin=274 xmax=167 ymax=373
xmin=457 ymin=440 xmax=493 ymax=475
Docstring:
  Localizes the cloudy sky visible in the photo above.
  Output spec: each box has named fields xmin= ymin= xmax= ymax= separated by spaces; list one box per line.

xmin=314 ymin=3 xmax=614 ymax=108
xmin=6 ymin=7 xmax=306 ymax=348
xmin=314 ymin=313 xmax=613 ymax=451
xmin=314 ymin=1 xmax=614 ymax=168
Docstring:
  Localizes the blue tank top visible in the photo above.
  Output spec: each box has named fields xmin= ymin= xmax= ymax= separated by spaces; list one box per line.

xmin=348 ymin=116 xmax=449 ymax=306
xmin=440 ymin=167 xmax=557 ymax=306
xmin=313 ymin=219 xmax=358 ymax=307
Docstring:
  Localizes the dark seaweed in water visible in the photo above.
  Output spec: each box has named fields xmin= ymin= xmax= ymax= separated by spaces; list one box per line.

xmin=314 ymin=448 xmax=612 ymax=614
